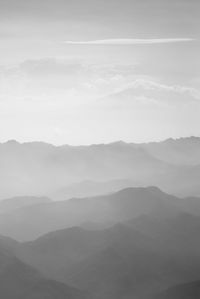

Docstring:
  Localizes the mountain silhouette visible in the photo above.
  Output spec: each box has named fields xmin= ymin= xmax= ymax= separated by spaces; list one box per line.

xmin=154 ymin=280 xmax=200 ymax=299
xmin=0 ymin=196 xmax=52 ymax=213
xmin=0 ymin=186 xmax=183 ymax=240
xmin=1 ymin=137 xmax=200 ymax=199
xmin=0 ymin=240 xmax=87 ymax=299
xmin=16 ymin=219 xmax=200 ymax=299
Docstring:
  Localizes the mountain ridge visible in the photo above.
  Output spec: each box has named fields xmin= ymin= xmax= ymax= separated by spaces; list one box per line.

xmin=0 ymin=136 xmax=200 ymax=199
xmin=1 ymin=136 xmax=200 ymax=148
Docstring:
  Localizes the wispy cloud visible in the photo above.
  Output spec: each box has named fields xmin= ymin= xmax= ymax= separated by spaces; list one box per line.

xmin=64 ymin=38 xmax=195 ymax=45
xmin=101 ymin=78 xmax=200 ymax=108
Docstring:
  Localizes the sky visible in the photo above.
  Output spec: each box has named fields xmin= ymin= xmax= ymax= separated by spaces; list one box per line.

xmin=0 ymin=0 xmax=199 ymax=145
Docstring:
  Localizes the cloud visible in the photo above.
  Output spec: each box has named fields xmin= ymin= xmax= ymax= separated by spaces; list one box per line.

xmin=99 ymin=78 xmax=200 ymax=109
xmin=0 ymin=59 xmax=140 ymax=101
xmin=126 ymin=79 xmax=200 ymax=100
xmin=64 ymin=38 xmax=195 ymax=45
xmin=1 ymin=59 xmax=199 ymax=111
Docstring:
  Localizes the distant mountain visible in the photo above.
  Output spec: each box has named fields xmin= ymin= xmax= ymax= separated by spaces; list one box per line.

xmin=0 ymin=139 xmax=167 ymax=199
xmin=142 ymin=137 xmax=200 ymax=166
xmin=16 ymin=220 xmax=200 ymax=299
xmin=153 ymin=280 xmax=200 ymax=299
xmin=12 ymin=189 xmax=200 ymax=299
xmin=15 ymin=224 xmax=163 ymax=298
xmin=0 ymin=186 xmax=182 ymax=241
xmin=127 ymin=212 xmax=200 ymax=256
xmin=52 ymin=179 xmax=137 ymax=200
xmin=1 ymin=137 xmax=200 ymax=198
xmin=0 ymin=234 xmax=19 ymax=253
xmin=0 ymin=196 xmax=52 ymax=213
xmin=0 ymin=241 xmax=86 ymax=299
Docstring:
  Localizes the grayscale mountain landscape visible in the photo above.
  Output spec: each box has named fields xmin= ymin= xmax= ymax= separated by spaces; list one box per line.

xmin=1 ymin=137 xmax=200 ymax=200
xmin=0 ymin=0 xmax=199 ymax=298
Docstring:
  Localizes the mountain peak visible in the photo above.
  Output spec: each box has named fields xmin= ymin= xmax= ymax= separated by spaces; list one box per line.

xmin=5 ymin=139 xmax=19 ymax=145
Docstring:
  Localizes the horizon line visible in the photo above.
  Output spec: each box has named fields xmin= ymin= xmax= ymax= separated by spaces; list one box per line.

xmin=1 ymin=136 xmax=199 ymax=147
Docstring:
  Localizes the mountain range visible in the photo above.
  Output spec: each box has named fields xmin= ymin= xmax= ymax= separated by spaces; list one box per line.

xmin=1 ymin=137 xmax=200 ymax=199
xmin=0 ymin=186 xmax=187 ymax=240
xmin=153 ymin=280 xmax=200 ymax=299
xmin=0 ymin=237 xmax=87 ymax=299
xmin=0 ymin=137 xmax=200 ymax=298
xmin=0 ymin=186 xmax=200 ymax=298
xmin=14 ymin=200 xmax=200 ymax=299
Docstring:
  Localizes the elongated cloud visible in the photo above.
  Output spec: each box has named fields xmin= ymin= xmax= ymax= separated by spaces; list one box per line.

xmin=64 ymin=38 xmax=195 ymax=45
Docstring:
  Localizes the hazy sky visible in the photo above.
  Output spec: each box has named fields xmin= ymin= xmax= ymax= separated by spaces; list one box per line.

xmin=0 ymin=0 xmax=199 ymax=144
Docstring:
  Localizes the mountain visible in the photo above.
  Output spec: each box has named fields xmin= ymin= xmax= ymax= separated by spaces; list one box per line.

xmin=15 ymin=224 xmax=164 ymax=298
xmin=0 ymin=186 xmax=183 ymax=241
xmin=1 ymin=137 xmax=200 ymax=199
xmin=0 ymin=240 xmax=86 ymax=299
xmin=153 ymin=280 xmax=200 ymax=299
xmin=0 ymin=196 xmax=52 ymax=213
xmin=127 ymin=212 xmax=200 ymax=256
xmin=0 ymin=139 xmax=168 ymax=199
xmin=52 ymin=179 xmax=137 ymax=200
xmin=17 ymin=224 xmax=154 ymax=281
xmin=16 ymin=220 xmax=200 ymax=299
xmin=142 ymin=137 xmax=200 ymax=166
xmin=13 ymin=193 xmax=200 ymax=299
xmin=0 ymin=234 xmax=19 ymax=253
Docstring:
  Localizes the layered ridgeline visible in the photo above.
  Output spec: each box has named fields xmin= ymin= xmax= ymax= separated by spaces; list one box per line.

xmin=1 ymin=187 xmax=200 ymax=298
xmin=12 ymin=194 xmax=200 ymax=299
xmin=153 ymin=281 xmax=200 ymax=299
xmin=15 ymin=217 xmax=200 ymax=299
xmin=1 ymin=187 xmax=200 ymax=241
xmin=0 ymin=186 xmax=194 ymax=240
xmin=0 ymin=236 xmax=87 ymax=299
xmin=0 ymin=196 xmax=52 ymax=213
xmin=0 ymin=137 xmax=200 ymax=199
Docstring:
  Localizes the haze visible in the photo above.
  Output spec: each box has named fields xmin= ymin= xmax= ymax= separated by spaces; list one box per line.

xmin=0 ymin=2 xmax=200 ymax=299
xmin=0 ymin=0 xmax=199 ymax=145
